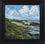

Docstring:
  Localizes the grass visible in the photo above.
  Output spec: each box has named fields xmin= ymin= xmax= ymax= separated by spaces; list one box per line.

xmin=5 ymin=18 xmax=40 ymax=39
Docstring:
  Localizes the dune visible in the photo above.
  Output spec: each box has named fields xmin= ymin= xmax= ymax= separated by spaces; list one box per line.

xmin=11 ymin=21 xmax=29 ymax=28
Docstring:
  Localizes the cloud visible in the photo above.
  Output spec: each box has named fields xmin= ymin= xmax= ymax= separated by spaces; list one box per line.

xmin=29 ymin=6 xmax=39 ymax=15
xmin=19 ymin=5 xmax=29 ymax=14
xmin=5 ymin=9 xmax=22 ymax=20
xmin=29 ymin=6 xmax=40 ymax=20
xmin=5 ymin=5 xmax=40 ymax=20
xmin=19 ymin=5 xmax=30 ymax=20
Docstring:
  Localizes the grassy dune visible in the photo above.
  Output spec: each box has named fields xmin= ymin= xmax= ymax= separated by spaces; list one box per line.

xmin=11 ymin=21 xmax=29 ymax=28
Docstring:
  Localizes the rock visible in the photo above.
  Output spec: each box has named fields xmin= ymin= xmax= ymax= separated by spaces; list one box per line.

xmin=30 ymin=22 xmax=40 ymax=25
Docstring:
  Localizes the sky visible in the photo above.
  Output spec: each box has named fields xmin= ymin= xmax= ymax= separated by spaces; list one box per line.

xmin=5 ymin=5 xmax=40 ymax=20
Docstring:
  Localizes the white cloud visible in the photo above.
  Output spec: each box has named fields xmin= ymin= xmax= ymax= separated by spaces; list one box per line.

xmin=29 ymin=6 xmax=40 ymax=20
xmin=5 ymin=5 xmax=40 ymax=20
xmin=19 ymin=9 xmax=24 ymax=14
xmin=29 ymin=6 xmax=39 ymax=15
xmin=19 ymin=5 xmax=29 ymax=14
xmin=23 ymin=5 xmax=29 ymax=12
xmin=19 ymin=5 xmax=40 ymax=20
xmin=5 ymin=9 xmax=22 ymax=20
xmin=8 ymin=10 xmax=14 ymax=16
xmin=26 ymin=14 xmax=28 ymax=17
xmin=18 ymin=5 xmax=30 ymax=20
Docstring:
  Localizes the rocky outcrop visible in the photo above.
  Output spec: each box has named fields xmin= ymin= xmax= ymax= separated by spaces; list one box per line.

xmin=30 ymin=22 xmax=40 ymax=25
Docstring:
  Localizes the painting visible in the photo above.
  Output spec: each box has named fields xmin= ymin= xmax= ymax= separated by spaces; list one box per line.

xmin=5 ymin=5 xmax=40 ymax=39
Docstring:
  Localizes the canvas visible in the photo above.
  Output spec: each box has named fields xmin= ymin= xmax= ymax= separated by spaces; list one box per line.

xmin=5 ymin=5 xmax=40 ymax=39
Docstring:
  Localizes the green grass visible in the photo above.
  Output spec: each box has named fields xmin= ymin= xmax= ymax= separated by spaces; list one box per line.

xmin=5 ymin=18 xmax=40 ymax=39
